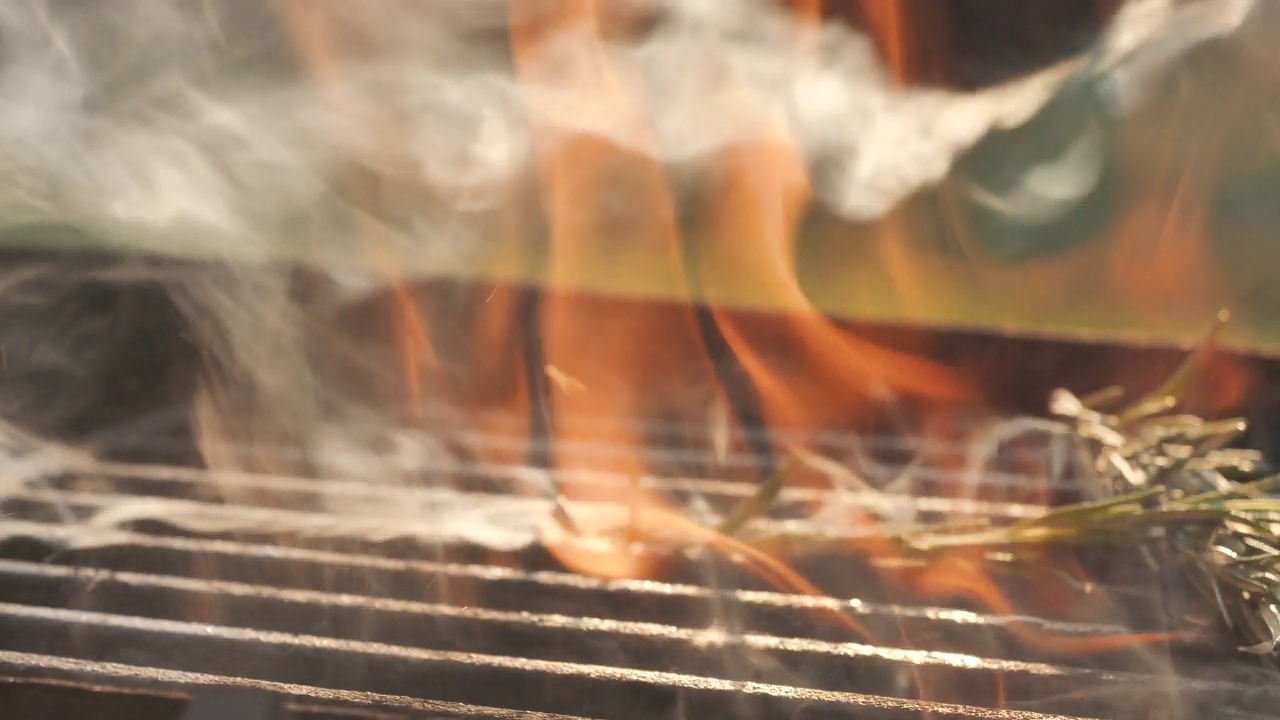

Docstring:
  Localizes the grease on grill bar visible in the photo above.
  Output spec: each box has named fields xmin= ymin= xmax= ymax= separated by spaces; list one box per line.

xmin=2 ymin=455 xmax=1280 ymax=719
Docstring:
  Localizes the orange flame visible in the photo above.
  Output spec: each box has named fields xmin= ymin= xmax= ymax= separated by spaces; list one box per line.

xmin=539 ymin=485 xmax=871 ymax=642
xmin=282 ymin=0 xmax=540 ymax=451
xmin=824 ymin=506 xmax=1180 ymax=656
xmin=281 ymin=0 xmax=1209 ymax=668
xmin=887 ymin=546 xmax=1176 ymax=655
xmin=1104 ymin=113 xmax=1224 ymax=323
xmin=509 ymin=0 xmax=724 ymax=489
xmin=279 ymin=0 xmax=435 ymax=419
xmin=696 ymin=138 xmax=974 ymax=444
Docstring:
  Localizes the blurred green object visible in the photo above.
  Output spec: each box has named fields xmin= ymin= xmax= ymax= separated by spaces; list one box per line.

xmin=1210 ymin=160 xmax=1280 ymax=321
xmin=1212 ymin=162 xmax=1280 ymax=228
xmin=950 ymin=73 xmax=1119 ymax=263
xmin=0 ymin=224 xmax=105 ymax=254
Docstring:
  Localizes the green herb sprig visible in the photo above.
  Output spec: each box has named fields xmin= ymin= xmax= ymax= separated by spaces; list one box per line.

xmin=726 ymin=312 xmax=1280 ymax=655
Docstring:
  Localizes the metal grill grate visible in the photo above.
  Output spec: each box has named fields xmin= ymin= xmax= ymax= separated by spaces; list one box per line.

xmin=2 ymin=442 xmax=1279 ymax=719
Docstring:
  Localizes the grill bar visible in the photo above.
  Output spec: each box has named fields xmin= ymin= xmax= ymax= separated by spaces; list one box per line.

xmin=0 ymin=463 xmax=1048 ymax=568
xmin=42 ymin=458 xmax=1052 ymax=520
xmin=0 ymin=519 xmax=1164 ymax=664
xmin=0 ymin=559 xmax=1163 ymax=711
xmin=0 ymin=651 xmax=593 ymax=719
xmin=210 ymin=407 xmax=991 ymax=471
xmin=0 ymin=603 xmax=1092 ymax=720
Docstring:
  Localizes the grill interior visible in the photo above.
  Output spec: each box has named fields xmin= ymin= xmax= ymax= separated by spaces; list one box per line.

xmin=3 ymin=422 xmax=1280 ymax=720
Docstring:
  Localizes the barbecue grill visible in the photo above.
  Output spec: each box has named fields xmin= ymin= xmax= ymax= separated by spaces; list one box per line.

xmin=3 ymin=1 xmax=1280 ymax=719
xmin=5 ymin=320 xmax=1280 ymax=719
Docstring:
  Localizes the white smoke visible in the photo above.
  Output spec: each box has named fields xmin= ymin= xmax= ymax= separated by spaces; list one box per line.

xmin=0 ymin=0 xmax=1266 ymax=595
xmin=0 ymin=0 xmax=1257 ymax=270
xmin=0 ymin=0 xmax=1260 ymax=480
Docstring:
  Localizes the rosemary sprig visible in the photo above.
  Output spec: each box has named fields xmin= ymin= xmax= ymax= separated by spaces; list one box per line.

xmin=724 ymin=312 xmax=1280 ymax=655
xmin=717 ymin=462 xmax=790 ymax=536
xmin=921 ymin=315 xmax=1280 ymax=654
